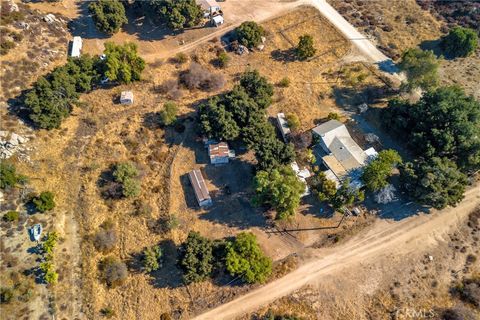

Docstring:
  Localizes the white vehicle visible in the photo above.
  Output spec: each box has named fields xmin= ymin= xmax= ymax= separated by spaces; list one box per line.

xmin=28 ymin=224 xmax=43 ymax=242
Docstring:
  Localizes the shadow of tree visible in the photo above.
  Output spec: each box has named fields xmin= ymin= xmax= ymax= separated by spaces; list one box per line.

xmin=270 ymin=48 xmax=297 ymax=62
xmin=96 ymin=166 xmax=123 ymax=200
xmin=147 ymin=239 xmax=184 ymax=289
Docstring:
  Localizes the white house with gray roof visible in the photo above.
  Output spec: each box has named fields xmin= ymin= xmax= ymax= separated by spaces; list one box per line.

xmin=312 ymin=120 xmax=377 ymax=188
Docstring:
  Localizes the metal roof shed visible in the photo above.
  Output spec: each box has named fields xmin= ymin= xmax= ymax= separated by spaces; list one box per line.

xmin=120 ymin=91 xmax=134 ymax=105
xmin=188 ymin=169 xmax=212 ymax=207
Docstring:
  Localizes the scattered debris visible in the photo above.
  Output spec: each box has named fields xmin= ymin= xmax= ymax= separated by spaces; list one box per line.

xmin=365 ymin=133 xmax=380 ymax=143
xmin=357 ymin=103 xmax=368 ymax=113
xmin=0 ymin=131 xmax=33 ymax=161
xmin=374 ymin=184 xmax=397 ymax=204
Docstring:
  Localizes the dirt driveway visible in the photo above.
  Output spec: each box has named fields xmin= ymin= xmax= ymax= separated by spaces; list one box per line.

xmin=192 ymin=184 xmax=480 ymax=320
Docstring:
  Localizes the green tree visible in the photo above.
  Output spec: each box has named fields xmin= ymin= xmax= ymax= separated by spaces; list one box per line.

xmin=440 ymin=27 xmax=478 ymax=58
xmin=236 ymin=21 xmax=265 ymax=49
xmin=160 ymin=101 xmax=178 ymax=126
xmin=239 ymin=70 xmax=274 ymax=109
xmin=225 ymin=232 xmax=272 ymax=284
xmin=143 ymin=245 xmax=162 ymax=272
xmin=179 ymin=231 xmax=214 ymax=284
xmin=25 ymin=56 xmax=98 ymax=129
xmin=296 ymin=34 xmax=316 ymax=60
xmin=252 ymin=136 xmax=295 ymax=171
xmin=152 ymin=0 xmax=203 ymax=30
xmin=383 ymin=86 xmax=480 ymax=172
xmin=103 ymin=42 xmax=145 ymax=84
xmin=33 ymin=191 xmax=56 ymax=213
xmin=198 ymin=97 xmax=240 ymax=141
xmin=400 ymin=157 xmax=468 ymax=209
xmin=3 ymin=211 xmax=19 ymax=222
xmin=310 ymin=171 xmax=337 ymax=202
xmin=330 ymin=179 xmax=364 ymax=210
xmin=254 ymin=166 xmax=305 ymax=219
xmin=398 ymin=48 xmax=439 ymax=90
xmin=361 ymin=149 xmax=402 ymax=192
xmin=42 ymin=231 xmax=59 ymax=256
xmin=89 ymin=0 xmax=127 ymax=34
xmin=0 ymin=163 xmax=27 ymax=189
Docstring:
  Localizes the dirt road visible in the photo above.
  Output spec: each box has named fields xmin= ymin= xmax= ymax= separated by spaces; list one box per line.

xmin=193 ymin=185 xmax=480 ymax=320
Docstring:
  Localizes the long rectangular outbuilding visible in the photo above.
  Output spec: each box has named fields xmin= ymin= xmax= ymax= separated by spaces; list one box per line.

xmin=188 ymin=169 xmax=212 ymax=207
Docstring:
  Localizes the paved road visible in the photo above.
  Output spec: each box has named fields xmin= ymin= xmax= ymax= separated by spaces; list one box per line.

xmin=192 ymin=185 xmax=480 ymax=320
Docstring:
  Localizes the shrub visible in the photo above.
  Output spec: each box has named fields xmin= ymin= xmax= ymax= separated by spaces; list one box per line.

xmin=327 ymin=112 xmax=340 ymax=121
xmin=180 ymin=62 xmax=225 ymax=92
xmin=153 ymin=0 xmax=203 ymax=30
xmin=89 ymin=0 xmax=127 ymax=34
xmin=278 ymin=77 xmax=290 ymax=87
xmin=3 ymin=211 xmax=19 ymax=222
xmin=179 ymin=231 xmax=214 ymax=284
xmin=285 ymin=113 xmax=300 ymax=130
xmin=442 ymin=305 xmax=477 ymax=320
xmin=216 ymin=51 xmax=230 ymax=68
xmin=122 ymin=178 xmax=141 ymax=198
xmin=158 ymin=79 xmax=183 ymax=100
xmin=225 ymin=232 xmax=272 ymax=284
xmin=236 ymin=21 xmax=265 ymax=48
xmin=160 ymin=101 xmax=178 ymax=126
xmin=454 ymin=277 xmax=480 ymax=307
xmin=100 ymin=257 xmax=128 ymax=288
xmin=42 ymin=232 xmax=59 ymax=256
xmin=0 ymin=40 xmax=15 ymax=55
xmin=143 ymin=245 xmax=162 ymax=272
xmin=104 ymin=42 xmax=145 ymax=84
xmin=0 ymin=162 xmax=27 ymax=189
xmin=100 ymin=307 xmax=116 ymax=318
xmin=0 ymin=287 xmax=14 ymax=304
xmin=174 ymin=52 xmax=188 ymax=64
xmin=33 ymin=191 xmax=55 ymax=213
xmin=113 ymin=162 xmax=138 ymax=183
xmin=94 ymin=222 xmax=117 ymax=253
xmin=440 ymin=27 xmax=478 ymax=58
xmin=39 ymin=261 xmax=58 ymax=284
xmin=296 ymin=34 xmax=316 ymax=60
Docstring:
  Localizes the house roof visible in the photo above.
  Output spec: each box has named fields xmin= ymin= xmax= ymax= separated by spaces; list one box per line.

xmin=314 ymin=120 xmax=376 ymax=180
xmin=208 ymin=142 xmax=229 ymax=159
xmin=189 ymin=169 xmax=211 ymax=202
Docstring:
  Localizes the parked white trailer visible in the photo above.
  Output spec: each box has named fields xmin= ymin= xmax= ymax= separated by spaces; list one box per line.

xmin=70 ymin=36 xmax=82 ymax=58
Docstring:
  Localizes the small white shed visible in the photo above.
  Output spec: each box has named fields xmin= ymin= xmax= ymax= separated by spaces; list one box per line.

xmin=212 ymin=15 xmax=224 ymax=27
xmin=70 ymin=36 xmax=82 ymax=58
xmin=120 ymin=91 xmax=134 ymax=105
